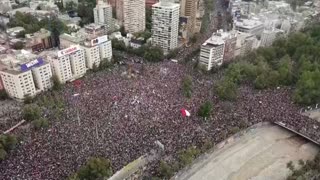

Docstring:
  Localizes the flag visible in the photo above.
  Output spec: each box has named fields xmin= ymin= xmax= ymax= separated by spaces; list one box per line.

xmin=181 ymin=108 xmax=191 ymax=117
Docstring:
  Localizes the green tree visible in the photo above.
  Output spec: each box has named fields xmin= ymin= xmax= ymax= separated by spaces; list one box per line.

xmin=144 ymin=46 xmax=164 ymax=62
xmin=0 ymin=90 xmax=9 ymax=100
xmin=0 ymin=135 xmax=17 ymax=151
xmin=158 ymin=161 xmax=174 ymax=179
xmin=24 ymin=95 xmax=34 ymax=104
xmin=32 ymin=118 xmax=49 ymax=130
xmin=166 ymin=48 xmax=179 ymax=60
xmin=111 ymin=39 xmax=126 ymax=51
xmin=66 ymin=1 xmax=77 ymax=12
xmin=52 ymin=75 xmax=62 ymax=91
xmin=76 ymin=157 xmax=113 ymax=180
xmin=178 ymin=147 xmax=200 ymax=168
xmin=12 ymin=41 xmax=24 ymax=50
xmin=294 ymin=69 xmax=320 ymax=105
xmin=146 ymin=7 xmax=152 ymax=31
xmin=198 ymin=101 xmax=212 ymax=119
xmin=22 ymin=104 xmax=41 ymax=122
xmin=0 ymin=145 xmax=7 ymax=161
xmin=277 ymin=55 xmax=294 ymax=85
xmin=216 ymin=79 xmax=238 ymax=101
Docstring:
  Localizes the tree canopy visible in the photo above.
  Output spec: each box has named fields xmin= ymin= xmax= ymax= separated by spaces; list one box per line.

xmin=220 ymin=25 xmax=320 ymax=105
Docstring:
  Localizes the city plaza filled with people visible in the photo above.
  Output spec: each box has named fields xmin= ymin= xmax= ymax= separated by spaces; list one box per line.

xmin=0 ymin=55 xmax=319 ymax=179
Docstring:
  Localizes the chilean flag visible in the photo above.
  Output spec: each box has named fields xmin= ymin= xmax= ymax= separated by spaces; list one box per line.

xmin=181 ymin=108 xmax=191 ymax=117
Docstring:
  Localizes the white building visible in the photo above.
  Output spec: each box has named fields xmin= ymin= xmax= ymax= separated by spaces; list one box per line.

xmin=94 ymin=0 xmax=114 ymax=33
xmin=123 ymin=0 xmax=146 ymax=33
xmin=47 ymin=45 xmax=86 ymax=83
xmin=1 ymin=70 xmax=36 ymax=99
xmin=234 ymin=19 xmax=264 ymax=36
xmin=199 ymin=35 xmax=225 ymax=71
xmin=60 ymin=33 xmax=112 ymax=69
xmin=152 ymin=0 xmax=180 ymax=53
xmin=31 ymin=62 xmax=53 ymax=91
xmin=235 ymin=32 xmax=257 ymax=56
xmin=0 ymin=54 xmax=52 ymax=99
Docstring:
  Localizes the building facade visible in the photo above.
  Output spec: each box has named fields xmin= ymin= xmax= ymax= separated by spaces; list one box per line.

xmin=180 ymin=0 xmax=197 ymax=35
xmin=94 ymin=0 xmax=114 ymax=33
xmin=31 ymin=62 xmax=53 ymax=91
xmin=152 ymin=0 xmax=180 ymax=53
xmin=1 ymin=70 xmax=36 ymax=99
xmin=0 ymin=55 xmax=53 ymax=99
xmin=48 ymin=45 xmax=86 ymax=83
xmin=123 ymin=0 xmax=146 ymax=33
xmin=199 ymin=36 xmax=225 ymax=71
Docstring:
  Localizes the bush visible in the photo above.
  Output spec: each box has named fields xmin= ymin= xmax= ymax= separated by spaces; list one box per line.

xmin=22 ymin=104 xmax=41 ymax=121
xmin=144 ymin=46 xmax=164 ymax=62
xmin=52 ymin=75 xmax=62 ymax=91
xmin=182 ymin=76 xmax=193 ymax=98
xmin=166 ymin=48 xmax=179 ymax=59
xmin=75 ymin=157 xmax=113 ymax=180
xmin=0 ymin=145 xmax=7 ymax=161
xmin=0 ymin=134 xmax=18 ymax=151
xmin=0 ymin=90 xmax=9 ymax=100
xmin=24 ymin=95 xmax=34 ymax=104
xmin=32 ymin=118 xmax=49 ymax=130
xmin=158 ymin=160 xmax=174 ymax=179
xmin=178 ymin=147 xmax=200 ymax=168
xmin=216 ymin=79 xmax=238 ymax=101
xmin=197 ymin=101 xmax=212 ymax=119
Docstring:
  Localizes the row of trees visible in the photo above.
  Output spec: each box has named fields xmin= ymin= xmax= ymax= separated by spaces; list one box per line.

xmin=112 ymin=39 xmax=165 ymax=62
xmin=287 ymin=153 xmax=320 ymax=180
xmin=200 ymin=0 xmax=215 ymax=33
xmin=216 ymin=25 xmax=320 ymax=105
xmin=68 ymin=157 xmax=113 ymax=180
xmin=155 ymin=140 xmax=214 ymax=179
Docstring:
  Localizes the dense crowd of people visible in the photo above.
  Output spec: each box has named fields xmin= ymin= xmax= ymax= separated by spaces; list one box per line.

xmin=0 ymin=100 xmax=22 ymax=133
xmin=0 ymin=59 xmax=319 ymax=179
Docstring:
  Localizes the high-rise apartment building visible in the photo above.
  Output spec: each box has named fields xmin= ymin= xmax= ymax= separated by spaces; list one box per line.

xmin=123 ymin=0 xmax=146 ymax=33
xmin=1 ymin=70 xmax=36 ymax=99
xmin=152 ymin=0 xmax=180 ymax=53
xmin=47 ymin=45 xmax=86 ymax=83
xmin=31 ymin=62 xmax=53 ymax=91
xmin=180 ymin=0 xmax=197 ymax=35
xmin=199 ymin=35 xmax=225 ymax=70
xmin=94 ymin=0 xmax=114 ymax=33
xmin=0 ymin=55 xmax=52 ymax=99
xmin=60 ymin=33 xmax=113 ymax=69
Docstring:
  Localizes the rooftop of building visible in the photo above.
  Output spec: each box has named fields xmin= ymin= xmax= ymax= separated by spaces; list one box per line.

xmin=0 ymin=50 xmax=48 ymax=74
xmin=235 ymin=18 xmax=263 ymax=29
xmin=202 ymin=33 xmax=225 ymax=47
xmin=153 ymin=0 xmax=180 ymax=8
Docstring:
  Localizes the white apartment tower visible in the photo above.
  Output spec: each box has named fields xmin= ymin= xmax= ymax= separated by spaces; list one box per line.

xmin=32 ymin=63 xmax=53 ymax=91
xmin=98 ymin=39 xmax=113 ymax=60
xmin=152 ymin=0 xmax=180 ymax=53
xmin=123 ymin=0 xmax=146 ymax=33
xmin=48 ymin=45 xmax=86 ymax=83
xmin=94 ymin=0 xmax=114 ymax=33
xmin=1 ymin=70 xmax=36 ymax=99
xmin=0 ymin=56 xmax=53 ymax=99
xmin=82 ymin=45 xmax=100 ymax=69
xmin=199 ymin=36 xmax=225 ymax=71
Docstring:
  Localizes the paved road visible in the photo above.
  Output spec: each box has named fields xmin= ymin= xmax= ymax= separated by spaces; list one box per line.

xmin=174 ymin=124 xmax=319 ymax=180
